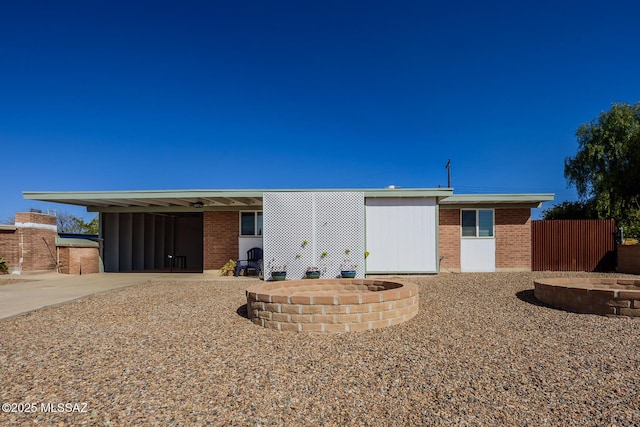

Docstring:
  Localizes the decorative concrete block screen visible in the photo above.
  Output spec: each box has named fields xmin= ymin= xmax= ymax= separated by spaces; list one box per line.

xmin=263 ymin=192 xmax=365 ymax=280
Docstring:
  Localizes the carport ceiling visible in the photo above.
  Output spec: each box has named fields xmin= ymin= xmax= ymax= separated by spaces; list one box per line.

xmin=23 ymin=190 xmax=265 ymax=212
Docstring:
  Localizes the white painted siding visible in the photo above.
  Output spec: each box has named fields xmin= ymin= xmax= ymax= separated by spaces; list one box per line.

xmin=365 ymin=198 xmax=437 ymax=273
xmin=460 ymin=238 xmax=496 ymax=272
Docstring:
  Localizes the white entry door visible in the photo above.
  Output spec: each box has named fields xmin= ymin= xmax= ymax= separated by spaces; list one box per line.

xmin=461 ymin=239 xmax=496 ymax=272
xmin=460 ymin=209 xmax=496 ymax=272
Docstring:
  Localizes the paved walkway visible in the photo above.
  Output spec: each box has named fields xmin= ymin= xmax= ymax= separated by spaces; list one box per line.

xmin=0 ymin=272 xmax=252 ymax=320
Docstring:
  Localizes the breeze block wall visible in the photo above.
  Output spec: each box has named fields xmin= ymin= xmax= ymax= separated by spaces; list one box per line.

xmin=15 ymin=212 xmax=58 ymax=272
xmin=438 ymin=208 xmax=460 ymax=271
xmin=263 ymin=192 xmax=365 ymax=280
xmin=203 ymin=211 xmax=239 ymax=271
xmin=495 ymin=208 xmax=531 ymax=271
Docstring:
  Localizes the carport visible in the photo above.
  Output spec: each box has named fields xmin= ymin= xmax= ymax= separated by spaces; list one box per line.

xmin=102 ymin=212 xmax=203 ymax=272
xmin=22 ymin=190 xmax=266 ymax=274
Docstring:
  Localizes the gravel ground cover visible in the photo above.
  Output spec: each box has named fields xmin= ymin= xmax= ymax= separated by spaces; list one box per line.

xmin=1 ymin=272 xmax=639 ymax=426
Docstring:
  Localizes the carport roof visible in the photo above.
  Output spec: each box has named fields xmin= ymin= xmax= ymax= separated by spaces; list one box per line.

xmin=23 ymin=188 xmax=455 ymax=212
xmin=23 ymin=189 xmax=553 ymax=212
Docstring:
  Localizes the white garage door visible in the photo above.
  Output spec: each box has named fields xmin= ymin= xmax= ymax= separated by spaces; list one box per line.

xmin=365 ymin=198 xmax=437 ymax=273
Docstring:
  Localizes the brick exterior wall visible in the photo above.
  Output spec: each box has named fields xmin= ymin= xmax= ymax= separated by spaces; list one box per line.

xmin=203 ymin=211 xmax=239 ymax=271
xmin=0 ymin=228 xmax=19 ymax=272
xmin=495 ymin=208 xmax=531 ymax=270
xmin=438 ymin=207 xmax=531 ymax=272
xmin=15 ymin=212 xmax=58 ymax=272
xmin=438 ymin=209 xmax=460 ymax=271
xmin=58 ymin=247 xmax=100 ymax=275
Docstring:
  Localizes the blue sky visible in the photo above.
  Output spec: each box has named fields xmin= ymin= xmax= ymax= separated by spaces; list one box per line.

xmin=1 ymin=0 xmax=639 ymax=222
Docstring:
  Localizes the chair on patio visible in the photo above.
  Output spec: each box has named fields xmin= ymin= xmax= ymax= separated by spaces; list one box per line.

xmin=235 ymin=247 xmax=263 ymax=277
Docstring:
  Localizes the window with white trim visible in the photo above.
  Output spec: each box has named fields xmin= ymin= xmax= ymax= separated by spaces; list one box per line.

xmin=240 ymin=211 xmax=263 ymax=236
xmin=461 ymin=209 xmax=494 ymax=237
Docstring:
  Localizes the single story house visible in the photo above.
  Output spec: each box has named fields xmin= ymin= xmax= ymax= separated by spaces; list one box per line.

xmin=23 ymin=188 xmax=553 ymax=277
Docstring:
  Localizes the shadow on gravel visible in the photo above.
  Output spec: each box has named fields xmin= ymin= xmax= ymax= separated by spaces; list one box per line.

xmin=516 ymin=289 xmax=548 ymax=308
xmin=236 ymin=304 xmax=249 ymax=319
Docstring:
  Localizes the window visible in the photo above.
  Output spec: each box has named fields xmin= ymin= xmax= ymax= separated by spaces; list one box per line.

xmin=240 ymin=212 xmax=263 ymax=236
xmin=461 ymin=209 xmax=494 ymax=237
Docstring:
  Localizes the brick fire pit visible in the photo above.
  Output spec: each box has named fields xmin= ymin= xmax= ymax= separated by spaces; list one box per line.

xmin=245 ymin=279 xmax=419 ymax=333
xmin=534 ymin=277 xmax=640 ymax=317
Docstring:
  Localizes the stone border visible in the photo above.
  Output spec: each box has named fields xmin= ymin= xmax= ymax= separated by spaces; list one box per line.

xmin=246 ymin=279 xmax=419 ymax=333
xmin=533 ymin=278 xmax=640 ymax=317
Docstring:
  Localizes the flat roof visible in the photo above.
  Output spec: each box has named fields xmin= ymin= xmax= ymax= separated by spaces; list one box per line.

xmin=23 ymin=188 xmax=454 ymax=212
xmin=23 ymin=188 xmax=554 ymax=212
xmin=55 ymin=237 xmax=100 ymax=248
xmin=440 ymin=193 xmax=555 ymax=209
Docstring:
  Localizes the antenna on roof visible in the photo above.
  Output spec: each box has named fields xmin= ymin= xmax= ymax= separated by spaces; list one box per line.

xmin=445 ymin=159 xmax=451 ymax=188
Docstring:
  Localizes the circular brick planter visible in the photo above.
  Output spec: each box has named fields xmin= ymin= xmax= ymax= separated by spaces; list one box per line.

xmin=245 ymin=279 xmax=419 ymax=333
xmin=534 ymin=278 xmax=640 ymax=317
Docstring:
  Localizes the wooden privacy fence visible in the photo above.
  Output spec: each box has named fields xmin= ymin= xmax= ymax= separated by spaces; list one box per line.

xmin=532 ymin=219 xmax=617 ymax=272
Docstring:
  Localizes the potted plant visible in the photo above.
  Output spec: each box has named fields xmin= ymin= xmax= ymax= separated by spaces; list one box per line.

xmin=219 ymin=259 xmax=237 ymax=276
xmin=340 ymin=249 xmax=356 ymax=278
xmin=340 ymin=264 xmax=357 ymax=278
xmin=268 ymin=259 xmax=287 ymax=281
xmin=305 ymin=266 xmax=321 ymax=279
xmin=271 ymin=269 xmax=287 ymax=281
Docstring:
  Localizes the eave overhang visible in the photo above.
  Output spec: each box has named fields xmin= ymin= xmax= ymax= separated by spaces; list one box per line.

xmin=439 ymin=193 xmax=555 ymax=209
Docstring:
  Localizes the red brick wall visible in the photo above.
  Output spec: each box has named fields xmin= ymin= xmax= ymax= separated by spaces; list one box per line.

xmin=58 ymin=247 xmax=100 ymax=275
xmin=0 ymin=229 xmax=19 ymax=272
xmin=15 ymin=212 xmax=58 ymax=272
xmin=57 ymin=246 xmax=69 ymax=273
xmin=15 ymin=212 xmax=57 ymax=227
xmin=203 ymin=211 xmax=239 ymax=270
xmin=438 ymin=209 xmax=460 ymax=271
xmin=495 ymin=208 xmax=531 ymax=270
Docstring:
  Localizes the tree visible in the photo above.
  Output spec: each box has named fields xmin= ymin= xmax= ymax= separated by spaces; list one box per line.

xmin=56 ymin=211 xmax=99 ymax=234
xmin=542 ymin=200 xmax=596 ymax=220
xmin=83 ymin=217 xmax=99 ymax=234
xmin=564 ymin=102 xmax=640 ymax=236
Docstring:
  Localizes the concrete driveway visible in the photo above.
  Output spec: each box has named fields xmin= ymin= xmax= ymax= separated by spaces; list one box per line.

xmin=0 ymin=272 xmax=213 ymax=319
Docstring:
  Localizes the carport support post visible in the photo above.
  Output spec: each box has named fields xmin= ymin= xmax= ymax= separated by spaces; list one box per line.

xmin=98 ymin=212 xmax=105 ymax=273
